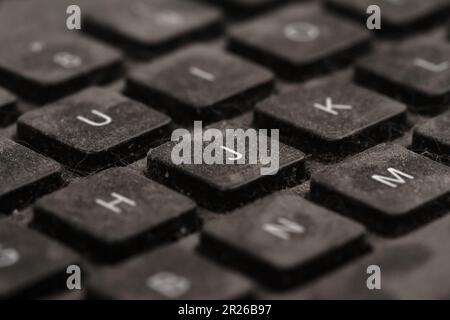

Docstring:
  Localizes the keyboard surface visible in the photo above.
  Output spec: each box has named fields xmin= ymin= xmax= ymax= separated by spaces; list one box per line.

xmin=0 ymin=0 xmax=449 ymax=300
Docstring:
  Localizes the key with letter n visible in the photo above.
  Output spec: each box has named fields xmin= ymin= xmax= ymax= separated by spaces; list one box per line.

xmin=311 ymin=143 xmax=450 ymax=236
xmin=201 ymin=194 xmax=366 ymax=289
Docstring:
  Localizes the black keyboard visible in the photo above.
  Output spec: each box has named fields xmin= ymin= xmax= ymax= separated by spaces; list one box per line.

xmin=0 ymin=0 xmax=449 ymax=301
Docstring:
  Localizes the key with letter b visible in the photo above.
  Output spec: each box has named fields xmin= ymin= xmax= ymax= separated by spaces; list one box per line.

xmin=311 ymin=143 xmax=450 ymax=235
xmin=89 ymin=245 xmax=253 ymax=299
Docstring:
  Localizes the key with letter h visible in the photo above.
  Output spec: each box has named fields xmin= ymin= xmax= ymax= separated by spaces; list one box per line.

xmin=311 ymin=143 xmax=450 ymax=236
xmin=34 ymin=168 xmax=196 ymax=262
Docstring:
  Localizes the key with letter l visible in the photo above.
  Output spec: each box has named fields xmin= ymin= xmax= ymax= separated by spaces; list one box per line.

xmin=356 ymin=43 xmax=450 ymax=109
xmin=17 ymin=88 xmax=171 ymax=172
xmin=34 ymin=168 xmax=196 ymax=262
xmin=146 ymin=117 xmax=305 ymax=212
xmin=201 ymin=194 xmax=366 ymax=289
xmin=310 ymin=143 xmax=450 ymax=236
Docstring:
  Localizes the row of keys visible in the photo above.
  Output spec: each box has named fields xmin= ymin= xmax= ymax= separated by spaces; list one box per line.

xmin=0 ymin=218 xmax=251 ymax=299
xmin=3 ymin=101 xmax=449 ymax=215
xmin=2 ymin=193 xmax=449 ymax=299
xmin=2 ymin=2 xmax=450 ymax=112
xmin=0 ymin=144 xmax=448 ymax=297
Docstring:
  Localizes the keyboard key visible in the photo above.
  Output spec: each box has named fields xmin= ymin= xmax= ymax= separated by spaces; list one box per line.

xmin=0 ymin=220 xmax=78 ymax=299
xmin=310 ymin=143 xmax=450 ymax=236
xmin=17 ymin=88 xmax=171 ymax=172
xmin=413 ymin=111 xmax=450 ymax=164
xmin=127 ymin=46 xmax=274 ymax=123
xmin=89 ymin=246 xmax=253 ymax=299
xmin=228 ymin=4 xmax=370 ymax=80
xmin=274 ymin=214 xmax=450 ymax=300
xmin=0 ymin=138 xmax=62 ymax=213
xmin=0 ymin=28 xmax=123 ymax=103
xmin=34 ymin=168 xmax=196 ymax=262
xmin=83 ymin=0 xmax=222 ymax=58
xmin=0 ymin=87 xmax=17 ymax=127
xmin=147 ymin=118 xmax=305 ymax=211
xmin=356 ymin=43 xmax=450 ymax=108
xmin=255 ymin=78 xmax=407 ymax=152
xmin=326 ymin=0 xmax=450 ymax=33
xmin=201 ymin=194 xmax=367 ymax=288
